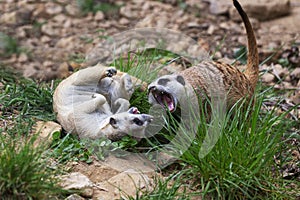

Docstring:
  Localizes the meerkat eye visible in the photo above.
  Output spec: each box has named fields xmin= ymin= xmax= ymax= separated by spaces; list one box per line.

xmin=133 ymin=118 xmax=143 ymax=126
xmin=109 ymin=117 xmax=118 ymax=129
xmin=157 ymin=78 xmax=170 ymax=86
xmin=176 ymin=75 xmax=185 ymax=86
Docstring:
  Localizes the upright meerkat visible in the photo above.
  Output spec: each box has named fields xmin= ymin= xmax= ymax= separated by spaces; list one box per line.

xmin=148 ymin=0 xmax=259 ymax=112
xmin=53 ymin=64 xmax=152 ymax=141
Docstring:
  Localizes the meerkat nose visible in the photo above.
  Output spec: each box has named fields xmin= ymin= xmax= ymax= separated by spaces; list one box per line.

xmin=142 ymin=114 xmax=153 ymax=122
xmin=148 ymin=86 xmax=157 ymax=94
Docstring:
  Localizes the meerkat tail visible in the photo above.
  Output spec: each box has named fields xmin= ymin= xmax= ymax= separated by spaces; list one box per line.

xmin=233 ymin=0 xmax=259 ymax=89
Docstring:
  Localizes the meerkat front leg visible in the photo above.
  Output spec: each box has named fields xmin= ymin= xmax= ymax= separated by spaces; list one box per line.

xmin=76 ymin=93 xmax=109 ymax=114
xmin=113 ymin=98 xmax=130 ymax=113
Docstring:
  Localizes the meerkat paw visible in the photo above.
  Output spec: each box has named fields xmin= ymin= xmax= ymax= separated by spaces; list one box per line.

xmin=106 ymin=68 xmax=117 ymax=77
xmin=120 ymin=74 xmax=134 ymax=97
xmin=128 ymin=107 xmax=140 ymax=114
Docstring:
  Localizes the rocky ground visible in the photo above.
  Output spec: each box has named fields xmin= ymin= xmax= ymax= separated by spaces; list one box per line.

xmin=0 ymin=0 xmax=300 ymax=104
xmin=1 ymin=0 xmax=300 ymax=199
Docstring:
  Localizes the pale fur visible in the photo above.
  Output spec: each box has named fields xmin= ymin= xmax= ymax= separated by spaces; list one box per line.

xmin=53 ymin=63 xmax=152 ymax=141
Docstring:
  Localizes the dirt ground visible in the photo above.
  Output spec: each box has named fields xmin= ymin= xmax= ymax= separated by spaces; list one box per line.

xmin=1 ymin=0 xmax=300 ymax=199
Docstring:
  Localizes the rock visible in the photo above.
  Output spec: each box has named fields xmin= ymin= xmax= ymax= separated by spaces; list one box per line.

xmin=23 ymin=63 xmax=39 ymax=79
xmin=291 ymin=68 xmax=300 ymax=79
xmin=45 ymin=2 xmax=63 ymax=15
xmin=61 ymin=172 xmax=93 ymax=189
xmin=43 ymin=60 xmax=55 ymax=69
xmin=32 ymin=3 xmax=46 ymax=18
xmin=53 ymin=14 xmax=67 ymax=23
xmin=108 ymin=169 xmax=152 ymax=193
xmin=93 ymin=169 xmax=153 ymax=200
xmin=207 ymin=24 xmax=215 ymax=35
xmin=159 ymin=62 xmax=185 ymax=75
xmin=55 ymin=36 xmax=76 ymax=49
xmin=0 ymin=12 xmax=18 ymax=24
xmin=85 ymin=13 xmax=94 ymax=21
xmin=33 ymin=121 xmax=62 ymax=147
xmin=119 ymin=17 xmax=130 ymax=25
xmin=157 ymin=15 xmax=168 ymax=28
xmin=0 ymin=10 xmax=32 ymax=25
xmin=290 ymin=91 xmax=300 ymax=105
xmin=18 ymin=53 xmax=28 ymax=63
xmin=16 ymin=26 xmax=27 ymax=38
xmin=65 ymin=194 xmax=85 ymax=200
xmin=229 ymin=0 xmax=291 ymax=21
xmin=273 ymin=64 xmax=289 ymax=78
xmin=94 ymin=11 xmax=105 ymax=21
xmin=285 ymin=75 xmax=291 ymax=82
xmin=220 ymin=21 xmax=241 ymax=32
xmin=65 ymin=4 xmax=81 ymax=17
xmin=98 ymin=153 xmax=157 ymax=173
xmin=209 ymin=0 xmax=230 ymax=15
xmin=56 ymin=0 xmax=69 ymax=3
xmin=40 ymin=35 xmax=52 ymax=43
xmin=81 ymin=187 xmax=93 ymax=198
xmin=120 ymin=5 xmax=139 ymax=19
xmin=60 ymin=172 xmax=94 ymax=197
xmin=41 ymin=23 xmax=60 ymax=36
xmin=213 ymin=51 xmax=222 ymax=60
xmin=64 ymin=19 xmax=73 ymax=28
xmin=71 ymin=160 xmax=119 ymax=183
xmin=261 ymin=72 xmax=275 ymax=83
xmin=282 ymin=81 xmax=292 ymax=88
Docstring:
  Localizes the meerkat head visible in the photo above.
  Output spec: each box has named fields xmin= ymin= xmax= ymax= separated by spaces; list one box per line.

xmin=148 ymin=74 xmax=186 ymax=112
xmin=107 ymin=107 xmax=153 ymax=140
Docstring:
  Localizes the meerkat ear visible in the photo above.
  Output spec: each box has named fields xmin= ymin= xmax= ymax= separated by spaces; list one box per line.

xmin=109 ymin=117 xmax=118 ymax=129
xmin=176 ymin=75 xmax=185 ymax=86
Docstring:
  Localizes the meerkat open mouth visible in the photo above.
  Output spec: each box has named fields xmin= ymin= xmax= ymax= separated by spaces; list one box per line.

xmin=149 ymin=86 xmax=176 ymax=112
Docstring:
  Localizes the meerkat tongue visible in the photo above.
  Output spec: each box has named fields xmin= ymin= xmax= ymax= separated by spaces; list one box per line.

xmin=163 ymin=95 xmax=174 ymax=111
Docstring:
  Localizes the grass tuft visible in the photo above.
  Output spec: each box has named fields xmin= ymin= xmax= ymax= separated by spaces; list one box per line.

xmin=0 ymin=132 xmax=63 ymax=199
xmin=0 ymin=66 xmax=57 ymax=122
xmin=171 ymin=89 xmax=298 ymax=199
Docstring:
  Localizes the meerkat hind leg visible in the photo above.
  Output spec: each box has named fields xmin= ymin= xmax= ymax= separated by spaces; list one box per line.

xmin=73 ymin=67 xmax=117 ymax=86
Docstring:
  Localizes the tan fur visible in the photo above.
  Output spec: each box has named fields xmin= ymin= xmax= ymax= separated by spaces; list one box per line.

xmin=148 ymin=0 xmax=259 ymax=111
xmin=181 ymin=0 xmax=258 ymax=107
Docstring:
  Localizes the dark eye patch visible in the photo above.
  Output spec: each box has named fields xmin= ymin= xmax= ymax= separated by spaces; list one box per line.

xmin=133 ymin=118 xmax=144 ymax=126
xmin=157 ymin=78 xmax=170 ymax=86
xmin=176 ymin=75 xmax=185 ymax=86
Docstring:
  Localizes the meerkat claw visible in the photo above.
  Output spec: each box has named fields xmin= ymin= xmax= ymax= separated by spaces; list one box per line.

xmin=106 ymin=68 xmax=117 ymax=77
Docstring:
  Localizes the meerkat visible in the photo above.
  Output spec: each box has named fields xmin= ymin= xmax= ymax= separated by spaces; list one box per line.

xmin=148 ymin=0 xmax=259 ymax=113
xmin=53 ymin=64 xmax=152 ymax=141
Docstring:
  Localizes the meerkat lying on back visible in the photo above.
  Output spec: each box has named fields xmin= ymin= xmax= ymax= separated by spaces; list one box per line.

xmin=53 ymin=64 xmax=152 ymax=141
xmin=148 ymin=0 xmax=259 ymax=112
